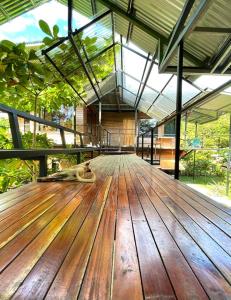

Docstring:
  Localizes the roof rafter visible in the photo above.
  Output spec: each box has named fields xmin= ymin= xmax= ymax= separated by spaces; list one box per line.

xmin=135 ymin=52 xmax=157 ymax=110
xmin=159 ymin=0 xmax=211 ymax=72
xmin=209 ymin=36 xmax=231 ymax=73
xmin=165 ymin=66 xmax=231 ymax=75
xmin=111 ymin=12 xmax=120 ymax=112
xmin=97 ymin=0 xmax=203 ymax=67
xmin=194 ymin=27 xmax=231 ymax=34
xmin=134 ymin=52 xmax=151 ymax=108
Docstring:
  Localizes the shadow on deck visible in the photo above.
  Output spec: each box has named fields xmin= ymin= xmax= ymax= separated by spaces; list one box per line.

xmin=0 ymin=154 xmax=230 ymax=299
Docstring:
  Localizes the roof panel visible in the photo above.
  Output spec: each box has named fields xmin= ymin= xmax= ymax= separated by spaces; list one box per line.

xmin=0 ymin=0 xmax=49 ymax=25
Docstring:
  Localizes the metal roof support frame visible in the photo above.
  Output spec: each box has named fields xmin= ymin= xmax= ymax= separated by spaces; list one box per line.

xmin=147 ymin=75 xmax=174 ymax=112
xmin=91 ymin=0 xmax=97 ymax=15
xmin=69 ymin=34 xmax=102 ymax=103
xmin=126 ymin=0 xmax=134 ymax=43
xmin=161 ymin=0 xmax=196 ymax=65
xmin=68 ymin=0 xmax=72 ymax=34
xmin=221 ymin=54 xmax=231 ymax=74
xmin=174 ymin=40 xmax=183 ymax=180
xmin=97 ymin=0 xmax=202 ymax=67
xmin=210 ymin=36 xmax=231 ymax=73
xmin=112 ymin=12 xmax=120 ymax=111
xmin=121 ymin=43 xmax=152 ymax=61
xmin=159 ymin=0 xmax=211 ymax=72
xmin=194 ymin=27 xmax=231 ymax=34
xmin=43 ymin=52 xmax=88 ymax=105
xmin=155 ymin=78 xmax=231 ymax=132
xmin=77 ymin=35 xmax=103 ymax=97
xmin=43 ymin=10 xmax=111 ymax=55
xmin=134 ymin=52 xmax=151 ymax=107
xmin=64 ymin=43 xmax=115 ymax=79
xmin=164 ymin=66 xmax=231 ymax=75
xmin=135 ymin=54 xmax=156 ymax=110
xmin=69 ymin=0 xmax=101 ymax=94
xmin=67 ymin=0 xmax=101 ymax=103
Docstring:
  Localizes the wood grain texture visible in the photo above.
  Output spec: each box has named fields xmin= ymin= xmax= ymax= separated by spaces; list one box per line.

xmin=0 ymin=154 xmax=230 ymax=299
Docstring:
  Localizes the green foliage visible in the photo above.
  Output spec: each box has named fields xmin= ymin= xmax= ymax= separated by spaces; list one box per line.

xmin=22 ymin=131 xmax=54 ymax=149
xmin=182 ymin=150 xmax=224 ymax=177
xmin=139 ymin=119 xmax=156 ymax=134
xmin=0 ymin=159 xmax=33 ymax=193
xmin=0 ymin=118 xmax=12 ymax=149
xmin=0 ymin=18 xmax=115 ymax=193
xmin=39 ymin=20 xmax=53 ymax=37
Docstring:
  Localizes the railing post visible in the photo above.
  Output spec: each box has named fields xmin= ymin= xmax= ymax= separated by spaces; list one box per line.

xmin=8 ymin=113 xmax=23 ymax=148
xmin=80 ymin=134 xmax=83 ymax=147
xmin=91 ymin=150 xmax=94 ymax=159
xmin=39 ymin=156 xmax=48 ymax=177
xmin=142 ymin=135 xmax=144 ymax=159
xmin=137 ymin=135 xmax=139 ymax=155
xmin=60 ymin=129 xmax=66 ymax=148
xmin=76 ymin=152 xmax=81 ymax=164
xmin=151 ymin=128 xmax=154 ymax=165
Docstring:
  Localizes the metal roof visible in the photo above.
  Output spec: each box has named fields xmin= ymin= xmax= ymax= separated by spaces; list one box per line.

xmin=0 ymin=0 xmax=231 ymax=123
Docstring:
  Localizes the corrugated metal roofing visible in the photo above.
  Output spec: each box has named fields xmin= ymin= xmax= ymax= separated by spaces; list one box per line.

xmin=0 ymin=0 xmax=49 ymax=25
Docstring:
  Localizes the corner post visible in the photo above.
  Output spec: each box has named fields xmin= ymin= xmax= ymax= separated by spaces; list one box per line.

xmin=141 ymin=134 xmax=144 ymax=159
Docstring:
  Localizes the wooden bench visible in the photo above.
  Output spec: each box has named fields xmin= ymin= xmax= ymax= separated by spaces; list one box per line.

xmin=0 ymin=154 xmax=230 ymax=299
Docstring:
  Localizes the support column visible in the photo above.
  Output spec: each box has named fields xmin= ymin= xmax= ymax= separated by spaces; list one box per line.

xmin=151 ymin=128 xmax=154 ymax=165
xmin=99 ymin=101 xmax=102 ymax=148
xmin=174 ymin=40 xmax=183 ymax=180
xmin=226 ymin=113 xmax=231 ymax=195
xmin=60 ymin=129 xmax=66 ymax=148
xmin=193 ymin=122 xmax=198 ymax=181
xmin=134 ymin=109 xmax=138 ymax=152
xmin=74 ymin=104 xmax=77 ymax=147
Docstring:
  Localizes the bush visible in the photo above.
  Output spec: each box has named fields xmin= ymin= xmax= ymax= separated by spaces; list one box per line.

xmin=182 ymin=150 xmax=224 ymax=177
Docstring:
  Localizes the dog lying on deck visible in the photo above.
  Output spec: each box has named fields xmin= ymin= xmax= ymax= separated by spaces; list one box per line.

xmin=37 ymin=162 xmax=96 ymax=183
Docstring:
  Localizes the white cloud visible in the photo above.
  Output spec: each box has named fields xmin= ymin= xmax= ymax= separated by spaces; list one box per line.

xmin=29 ymin=0 xmax=68 ymax=28
xmin=0 ymin=16 xmax=34 ymax=34
xmin=0 ymin=0 xmax=90 ymax=42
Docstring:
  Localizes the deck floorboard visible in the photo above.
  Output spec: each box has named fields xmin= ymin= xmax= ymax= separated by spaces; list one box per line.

xmin=0 ymin=154 xmax=230 ymax=299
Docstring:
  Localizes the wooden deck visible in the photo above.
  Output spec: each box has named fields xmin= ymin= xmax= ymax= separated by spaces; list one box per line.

xmin=0 ymin=154 xmax=231 ymax=299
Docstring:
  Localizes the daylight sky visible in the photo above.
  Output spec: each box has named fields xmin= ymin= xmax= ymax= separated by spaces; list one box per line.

xmin=0 ymin=0 xmax=230 ymax=96
xmin=0 ymin=0 xmax=89 ymax=43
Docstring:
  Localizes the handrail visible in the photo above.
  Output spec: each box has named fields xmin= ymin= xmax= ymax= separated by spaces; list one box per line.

xmin=0 ymin=147 xmax=102 ymax=177
xmin=0 ymin=104 xmax=109 ymax=176
xmin=0 ymin=103 xmax=82 ymax=135
xmin=0 ymin=103 xmax=94 ymax=148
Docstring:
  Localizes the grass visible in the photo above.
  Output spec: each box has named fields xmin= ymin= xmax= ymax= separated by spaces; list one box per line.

xmin=180 ymin=175 xmax=231 ymax=200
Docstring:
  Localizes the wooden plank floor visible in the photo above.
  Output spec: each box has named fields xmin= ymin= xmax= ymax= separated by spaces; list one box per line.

xmin=0 ymin=154 xmax=230 ymax=299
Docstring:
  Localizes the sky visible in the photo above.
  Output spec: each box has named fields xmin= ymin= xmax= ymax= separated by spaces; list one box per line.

xmin=0 ymin=0 xmax=230 ymax=101
xmin=0 ymin=0 xmax=89 ymax=43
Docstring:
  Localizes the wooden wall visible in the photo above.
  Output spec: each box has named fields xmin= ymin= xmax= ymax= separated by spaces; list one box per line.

xmin=101 ymin=112 xmax=142 ymax=146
